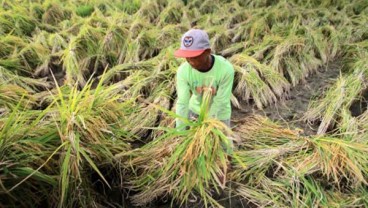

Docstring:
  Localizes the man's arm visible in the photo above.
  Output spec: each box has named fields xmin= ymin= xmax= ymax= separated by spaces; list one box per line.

xmin=209 ymin=65 xmax=234 ymax=118
xmin=176 ymin=67 xmax=191 ymax=129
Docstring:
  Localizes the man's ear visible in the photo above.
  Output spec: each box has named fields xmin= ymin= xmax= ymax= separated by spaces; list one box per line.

xmin=205 ymin=49 xmax=212 ymax=55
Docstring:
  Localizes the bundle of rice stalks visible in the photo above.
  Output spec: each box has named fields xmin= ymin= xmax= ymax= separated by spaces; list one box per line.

xmin=157 ymin=1 xmax=184 ymax=26
xmin=304 ymin=73 xmax=365 ymax=134
xmin=18 ymin=35 xmax=52 ymax=75
xmin=117 ymin=90 xmax=233 ymax=207
xmin=0 ymin=83 xmax=36 ymax=110
xmin=337 ymin=108 xmax=359 ymax=136
xmin=134 ymin=0 xmax=162 ymax=23
xmin=117 ymin=0 xmax=141 ymax=14
xmin=0 ymin=9 xmax=36 ymax=36
xmin=231 ymin=54 xmax=286 ymax=109
xmin=197 ymin=0 xmax=221 ymax=14
xmin=42 ymin=3 xmax=71 ymax=26
xmin=270 ymin=35 xmax=308 ymax=86
xmin=0 ymin=34 xmax=27 ymax=59
xmin=131 ymin=82 xmax=173 ymax=139
xmin=34 ymin=32 xmax=67 ymax=77
xmin=46 ymin=74 xmax=133 ymax=206
xmin=0 ymin=107 xmax=59 ymax=207
xmin=128 ymin=16 xmax=149 ymax=38
xmin=61 ymin=37 xmax=85 ymax=86
xmin=101 ymin=19 xmax=129 ymax=64
xmin=129 ymin=28 xmax=160 ymax=61
xmin=231 ymin=115 xmax=368 ymax=207
xmin=207 ymin=26 xmax=232 ymax=54
xmin=224 ymin=8 xmax=251 ymax=29
xmin=0 ymin=66 xmax=51 ymax=92
xmin=156 ymin=24 xmax=186 ymax=49
xmin=101 ymin=59 xmax=155 ymax=83
xmin=59 ymin=15 xmax=107 ymax=85
xmin=356 ymin=110 xmax=368 ymax=141
xmin=297 ymin=136 xmax=368 ymax=186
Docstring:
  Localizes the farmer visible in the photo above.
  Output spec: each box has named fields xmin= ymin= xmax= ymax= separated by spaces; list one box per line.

xmin=174 ymin=29 xmax=235 ymax=130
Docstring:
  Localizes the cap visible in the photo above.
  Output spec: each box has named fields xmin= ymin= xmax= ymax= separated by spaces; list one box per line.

xmin=174 ymin=29 xmax=210 ymax=58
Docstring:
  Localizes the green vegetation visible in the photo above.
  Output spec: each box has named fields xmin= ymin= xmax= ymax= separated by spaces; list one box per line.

xmin=0 ymin=0 xmax=367 ymax=207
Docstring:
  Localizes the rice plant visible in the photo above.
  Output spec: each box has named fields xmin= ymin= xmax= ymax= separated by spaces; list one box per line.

xmin=1 ymin=0 xmax=368 ymax=207
xmin=231 ymin=115 xmax=368 ymax=207
xmin=231 ymin=54 xmax=280 ymax=109
xmin=304 ymin=73 xmax=365 ymax=134
xmin=44 ymin=72 xmax=133 ymax=207
xmin=118 ymin=90 xmax=233 ymax=207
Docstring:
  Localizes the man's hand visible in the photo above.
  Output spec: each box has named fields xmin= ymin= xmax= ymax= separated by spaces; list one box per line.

xmin=195 ymin=86 xmax=217 ymax=95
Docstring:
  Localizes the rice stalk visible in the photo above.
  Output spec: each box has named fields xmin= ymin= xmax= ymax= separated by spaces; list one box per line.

xmin=0 ymin=9 xmax=36 ymax=36
xmin=0 ymin=99 xmax=60 ymax=207
xmin=0 ymin=34 xmax=28 ymax=59
xmin=47 ymin=72 xmax=132 ymax=207
xmin=0 ymin=83 xmax=35 ymax=110
xmin=270 ymin=35 xmax=306 ymax=85
xmin=231 ymin=54 xmax=278 ymax=109
xmin=42 ymin=3 xmax=71 ymax=26
xmin=207 ymin=25 xmax=232 ymax=54
xmin=118 ymin=90 xmax=233 ymax=207
xmin=61 ymin=37 xmax=85 ymax=86
xmin=232 ymin=115 xmax=368 ymax=206
xmin=157 ymin=1 xmax=184 ymax=26
xmin=134 ymin=0 xmax=161 ymax=23
xmin=0 ymin=66 xmax=51 ymax=92
xmin=304 ymin=73 xmax=365 ymax=134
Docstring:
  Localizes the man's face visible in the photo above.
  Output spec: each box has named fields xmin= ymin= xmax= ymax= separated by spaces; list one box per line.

xmin=186 ymin=50 xmax=211 ymax=72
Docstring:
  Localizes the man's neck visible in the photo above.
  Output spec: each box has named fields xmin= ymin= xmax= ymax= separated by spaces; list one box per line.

xmin=198 ymin=55 xmax=214 ymax=73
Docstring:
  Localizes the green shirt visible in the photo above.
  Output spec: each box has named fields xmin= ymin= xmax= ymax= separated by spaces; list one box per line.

xmin=176 ymin=54 xmax=234 ymax=128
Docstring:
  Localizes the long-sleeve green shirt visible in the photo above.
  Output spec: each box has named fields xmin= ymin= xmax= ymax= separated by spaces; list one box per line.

xmin=175 ymin=54 xmax=234 ymax=128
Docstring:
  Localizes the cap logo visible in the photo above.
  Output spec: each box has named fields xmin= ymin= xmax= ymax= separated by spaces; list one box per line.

xmin=183 ymin=36 xmax=193 ymax=47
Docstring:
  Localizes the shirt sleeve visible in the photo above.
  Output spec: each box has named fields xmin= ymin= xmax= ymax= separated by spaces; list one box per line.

xmin=209 ymin=64 xmax=234 ymax=118
xmin=175 ymin=66 xmax=191 ymax=129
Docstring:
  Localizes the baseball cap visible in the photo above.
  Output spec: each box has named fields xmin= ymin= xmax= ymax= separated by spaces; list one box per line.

xmin=174 ymin=29 xmax=210 ymax=58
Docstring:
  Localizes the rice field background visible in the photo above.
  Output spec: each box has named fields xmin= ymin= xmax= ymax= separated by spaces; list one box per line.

xmin=1 ymin=0 xmax=368 ymax=207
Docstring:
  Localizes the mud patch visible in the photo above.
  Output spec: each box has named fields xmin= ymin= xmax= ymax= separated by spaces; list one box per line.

xmin=349 ymin=87 xmax=368 ymax=117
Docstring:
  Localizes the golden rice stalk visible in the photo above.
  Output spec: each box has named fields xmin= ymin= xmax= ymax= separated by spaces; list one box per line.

xmin=0 ymin=34 xmax=28 ymax=59
xmin=231 ymin=115 xmax=368 ymax=206
xmin=101 ymin=18 xmax=130 ymax=62
xmin=304 ymin=73 xmax=365 ymax=134
xmin=221 ymin=42 xmax=245 ymax=58
xmin=232 ymin=115 xmax=302 ymax=149
xmin=157 ymin=1 xmax=184 ymax=26
xmin=118 ymin=90 xmax=233 ymax=207
xmin=204 ymin=0 xmax=225 ymax=13
xmin=249 ymin=17 xmax=270 ymax=42
xmin=61 ymin=37 xmax=86 ymax=87
xmin=229 ymin=21 xmax=251 ymax=43
xmin=270 ymin=35 xmax=305 ymax=75
xmin=0 ymin=84 xmax=35 ymax=110
xmin=128 ymin=17 xmax=150 ymax=39
xmin=293 ymin=136 xmax=368 ymax=186
xmin=207 ymin=25 xmax=232 ymax=54
xmin=0 ymin=66 xmax=51 ymax=92
xmin=225 ymin=8 xmax=251 ymax=29
xmin=134 ymin=0 xmax=161 ymax=23
xmin=42 ymin=3 xmax=71 ymax=25
xmin=231 ymin=54 xmax=280 ymax=109
xmin=156 ymin=24 xmax=186 ymax=49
